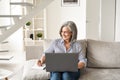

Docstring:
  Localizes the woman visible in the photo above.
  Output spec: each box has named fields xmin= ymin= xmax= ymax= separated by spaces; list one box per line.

xmin=37 ymin=21 xmax=87 ymax=80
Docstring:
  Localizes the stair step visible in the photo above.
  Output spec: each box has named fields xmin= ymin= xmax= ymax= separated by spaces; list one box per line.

xmin=0 ymin=52 xmax=13 ymax=60
xmin=1 ymin=41 xmax=9 ymax=44
xmin=0 ymin=15 xmax=22 ymax=17
xmin=10 ymin=2 xmax=34 ymax=6
xmin=0 ymin=55 xmax=13 ymax=60
xmin=0 ymin=50 xmax=9 ymax=52
xmin=0 ymin=25 xmax=11 ymax=28
xmin=0 ymin=28 xmax=6 ymax=35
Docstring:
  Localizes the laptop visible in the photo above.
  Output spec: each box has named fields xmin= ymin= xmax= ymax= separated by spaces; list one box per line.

xmin=45 ymin=53 xmax=78 ymax=72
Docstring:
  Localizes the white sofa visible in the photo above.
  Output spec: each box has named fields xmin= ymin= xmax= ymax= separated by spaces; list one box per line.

xmin=22 ymin=39 xmax=86 ymax=80
xmin=22 ymin=39 xmax=120 ymax=80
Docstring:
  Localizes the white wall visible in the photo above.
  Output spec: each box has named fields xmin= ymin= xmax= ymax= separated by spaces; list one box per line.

xmin=7 ymin=28 xmax=24 ymax=52
xmin=46 ymin=0 xmax=61 ymax=39
xmin=46 ymin=0 xmax=86 ymax=39
xmin=115 ymin=0 xmax=120 ymax=41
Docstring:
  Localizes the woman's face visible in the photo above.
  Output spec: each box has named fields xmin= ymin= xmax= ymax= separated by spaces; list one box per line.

xmin=61 ymin=26 xmax=72 ymax=41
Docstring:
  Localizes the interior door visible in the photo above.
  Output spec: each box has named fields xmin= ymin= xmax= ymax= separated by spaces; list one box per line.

xmin=86 ymin=0 xmax=116 ymax=41
xmin=101 ymin=0 xmax=115 ymax=41
xmin=86 ymin=0 xmax=100 ymax=40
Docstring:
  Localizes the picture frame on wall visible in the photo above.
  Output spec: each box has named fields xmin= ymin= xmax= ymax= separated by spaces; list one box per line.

xmin=61 ymin=0 xmax=80 ymax=7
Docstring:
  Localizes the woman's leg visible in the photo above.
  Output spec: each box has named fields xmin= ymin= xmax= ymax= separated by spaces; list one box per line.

xmin=62 ymin=72 xmax=72 ymax=80
xmin=70 ymin=70 xmax=80 ymax=80
xmin=50 ymin=72 xmax=61 ymax=80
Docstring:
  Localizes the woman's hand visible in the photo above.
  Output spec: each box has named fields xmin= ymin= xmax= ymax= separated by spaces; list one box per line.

xmin=78 ymin=61 xmax=85 ymax=69
xmin=37 ymin=55 xmax=45 ymax=66
xmin=37 ymin=60 xmax=43 ymax=66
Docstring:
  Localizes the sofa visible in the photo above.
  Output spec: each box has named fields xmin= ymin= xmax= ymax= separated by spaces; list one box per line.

xmin=22 ymin=39 xmax=120 ymax=80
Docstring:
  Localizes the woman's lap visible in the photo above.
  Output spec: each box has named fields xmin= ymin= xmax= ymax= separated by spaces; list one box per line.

xmin=50 ymin=70 xmax=80 ymax=80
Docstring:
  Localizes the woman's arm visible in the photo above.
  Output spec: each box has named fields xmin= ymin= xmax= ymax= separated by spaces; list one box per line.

xmin=37 ymin=55 xmax=45 ymax=66
xmin=77 ymin=42 xmax=87 ymax=69
xmin=37 ymin=39 xmax=56 ymax=66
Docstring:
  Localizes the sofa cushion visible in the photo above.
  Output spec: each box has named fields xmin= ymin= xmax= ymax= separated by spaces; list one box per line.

xmin=87 ymin=39 xmax=120 ymax=68
xmin=79 ymin=68 xmax=120 ymax=80
xmin=22 ymin=59 xmax=50 ymax=80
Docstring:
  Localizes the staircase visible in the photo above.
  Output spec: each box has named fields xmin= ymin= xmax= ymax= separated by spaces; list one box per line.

xmin=0 ymin=0 xmax=54 ymax=59
xmin=0 ymin=0 xmax=54 ymax=42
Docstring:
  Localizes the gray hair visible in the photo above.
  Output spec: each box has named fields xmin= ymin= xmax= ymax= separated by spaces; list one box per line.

xmin=59 ymin=21 xmax=77 ymax=42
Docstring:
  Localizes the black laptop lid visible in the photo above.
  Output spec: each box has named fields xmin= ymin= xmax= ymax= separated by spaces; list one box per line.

xmin=45 ymin=53 xmax=78 ymax=72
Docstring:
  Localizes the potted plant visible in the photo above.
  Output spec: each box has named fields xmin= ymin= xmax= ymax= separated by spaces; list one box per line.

xmin=25 ymin=21 xmax=31 ymax=29
xmin=36 ymin=32 xmax=43 ymax=40
xmin=26 ymin=21 xmax=31 ymax=26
